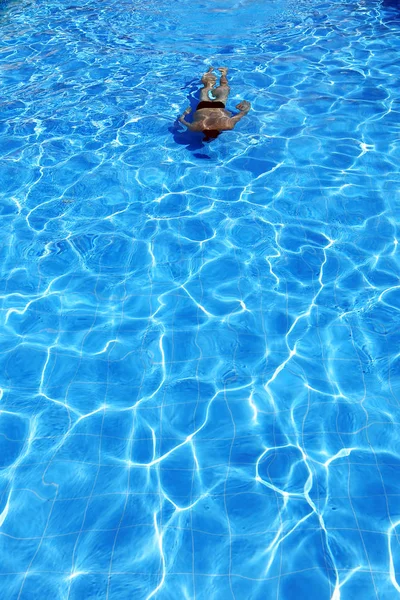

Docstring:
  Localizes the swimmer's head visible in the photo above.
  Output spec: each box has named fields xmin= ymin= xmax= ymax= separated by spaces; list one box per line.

xmin=203 ymin=129 xmax=221 ymax=142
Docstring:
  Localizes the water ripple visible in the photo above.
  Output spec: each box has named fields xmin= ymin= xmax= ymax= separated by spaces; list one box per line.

xmin=1 ymin=0 xmax=400 ymax=598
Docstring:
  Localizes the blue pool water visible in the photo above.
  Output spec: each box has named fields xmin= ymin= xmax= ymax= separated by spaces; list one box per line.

xmin=1 ymin=0 xmax=400 ymax=598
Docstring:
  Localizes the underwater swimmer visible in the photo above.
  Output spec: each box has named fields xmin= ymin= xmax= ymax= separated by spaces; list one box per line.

xmin=179 ymin=67 xmax=251 ymax=142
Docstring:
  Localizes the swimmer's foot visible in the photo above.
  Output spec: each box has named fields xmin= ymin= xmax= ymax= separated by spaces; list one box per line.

xmin=201 ymin=72 xmax=217 ymax=88
xmin=217 ymin=67 xmax=229 ymax=87
xmin=202 ymin=66 xmax=216 ymax=85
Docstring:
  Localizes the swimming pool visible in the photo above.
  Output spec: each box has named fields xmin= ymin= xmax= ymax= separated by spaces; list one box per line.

xmin=1 ymin=0 xmax=400 ymax=598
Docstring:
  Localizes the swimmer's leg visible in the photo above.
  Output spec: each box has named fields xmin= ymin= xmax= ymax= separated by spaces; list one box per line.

xmin=212 ymin=67 xmax=230 ymax=103
xmin=200 ymin=67 xmax=217 ymax=101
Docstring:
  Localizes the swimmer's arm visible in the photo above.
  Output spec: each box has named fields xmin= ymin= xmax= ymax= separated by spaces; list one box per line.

xmin=229 ymin=101 xmax=251 ymax=126
xmin=179 ymin=117 xmax=196 ymax=130
xmin=179 ymin=106 xmax=196 ymax=130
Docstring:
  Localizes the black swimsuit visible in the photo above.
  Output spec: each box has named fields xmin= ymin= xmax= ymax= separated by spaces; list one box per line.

xmin=196 ymin=101 xmax=225 ymax=110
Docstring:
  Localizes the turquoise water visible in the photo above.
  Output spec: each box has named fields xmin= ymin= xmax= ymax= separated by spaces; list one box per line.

xmin=1 ymin=0 xmax=400 ymax=598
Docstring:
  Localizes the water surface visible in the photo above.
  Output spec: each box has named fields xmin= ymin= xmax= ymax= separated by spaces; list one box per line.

xmin=1 ymin=0 xmax=400 ymax=598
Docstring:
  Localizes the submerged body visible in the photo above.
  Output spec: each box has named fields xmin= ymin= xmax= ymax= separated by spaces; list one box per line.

xmin=179 ymin=67 xmax=250 ymax=140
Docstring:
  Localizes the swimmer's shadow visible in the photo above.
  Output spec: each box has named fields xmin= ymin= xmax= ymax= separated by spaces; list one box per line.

xmin=169 ymin=122 xmax=211 ymax=158
xmin=382 ymin=0 xmax=400 ymax=8
xmin=168 ymin=77 xmax=211 ymax=159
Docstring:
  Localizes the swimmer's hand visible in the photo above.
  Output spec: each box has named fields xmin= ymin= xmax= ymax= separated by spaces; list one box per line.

xmin=236 ymin=101 xmax=251 ymax=113
xmin=229 ymin=101 xmax=251 ymax=127
xmin=179 ymin=107 xmax=195 ymax=131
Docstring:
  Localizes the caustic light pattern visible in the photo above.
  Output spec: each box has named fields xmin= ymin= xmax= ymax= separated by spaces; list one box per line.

xmin=0 ymin=0 xmax=400 ymax=598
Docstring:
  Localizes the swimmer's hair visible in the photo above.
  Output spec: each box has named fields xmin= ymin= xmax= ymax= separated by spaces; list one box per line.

xmin=203 ymin=129 xmax=221 ymax=142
